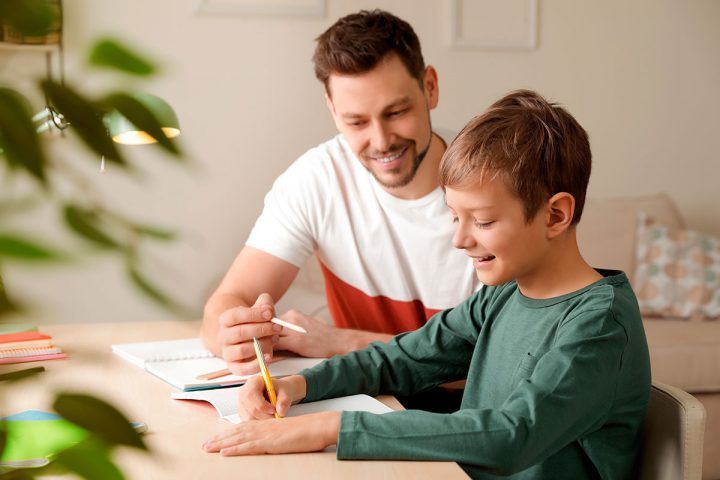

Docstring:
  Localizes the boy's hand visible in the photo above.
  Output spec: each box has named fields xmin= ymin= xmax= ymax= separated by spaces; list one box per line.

xmin=217 ymin=294 xmax=282 ymax=375
xmin=202 ymin=411 xmax=341 ymax=456
xmin=238 ymin=375 xmax=307 ymax=420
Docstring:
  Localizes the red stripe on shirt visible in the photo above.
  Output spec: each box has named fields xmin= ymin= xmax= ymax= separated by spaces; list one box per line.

xmin=319 ymin=261 xmax=441 ymax=334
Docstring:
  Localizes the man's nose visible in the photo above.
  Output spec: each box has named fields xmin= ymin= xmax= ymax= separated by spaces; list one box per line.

xmin=369 ymin=121 xmax=393 ymax=152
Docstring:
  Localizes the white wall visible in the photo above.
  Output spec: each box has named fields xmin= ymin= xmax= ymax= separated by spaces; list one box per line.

xmin=1 ymin=0 xmax=719 ymax=324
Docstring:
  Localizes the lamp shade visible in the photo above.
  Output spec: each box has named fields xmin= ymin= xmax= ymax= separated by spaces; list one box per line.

xmin=105 ymin=93 xmax=180 ymax=145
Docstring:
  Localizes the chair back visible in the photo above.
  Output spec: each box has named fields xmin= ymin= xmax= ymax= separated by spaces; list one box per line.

xmin=637 ymin=381 xmax=706 ymax=480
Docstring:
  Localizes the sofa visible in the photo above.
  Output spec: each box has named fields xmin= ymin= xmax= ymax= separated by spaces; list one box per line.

xmin=278 ymin=193 xmax=719 ymax=479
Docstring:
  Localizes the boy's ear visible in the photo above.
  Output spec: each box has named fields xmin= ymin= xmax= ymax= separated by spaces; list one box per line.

xmin=545 ymin=192 xmax=575 ymax=239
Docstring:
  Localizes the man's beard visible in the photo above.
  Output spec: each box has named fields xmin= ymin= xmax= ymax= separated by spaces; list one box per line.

xmin=367 ymin=132 xmax=433 ymax=190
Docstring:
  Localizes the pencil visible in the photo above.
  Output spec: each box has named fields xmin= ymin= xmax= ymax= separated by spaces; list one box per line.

xmin=271 ymin=317 xmax=307 ymax=334
xmin=253 ymin=336 xmax=280 ymax=419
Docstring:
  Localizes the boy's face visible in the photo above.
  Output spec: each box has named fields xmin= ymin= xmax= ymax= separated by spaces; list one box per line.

xmin=325 ymin=53 xmax=438 ymax=193
xmin=445 ymin=176 xmax=549 ymax=287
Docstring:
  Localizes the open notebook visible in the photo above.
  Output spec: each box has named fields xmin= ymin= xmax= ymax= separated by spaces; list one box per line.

xmin=112 ymin=338 xmax=323 ymax=391
xmin=171 ymin=388 xmax=394 ymax=424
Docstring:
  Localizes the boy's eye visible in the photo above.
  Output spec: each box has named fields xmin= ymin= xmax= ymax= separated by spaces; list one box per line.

xmin=451 ymin=216 xmax=459 ymax=224
xmin=474 ymin=220 xmax=495 ymax=229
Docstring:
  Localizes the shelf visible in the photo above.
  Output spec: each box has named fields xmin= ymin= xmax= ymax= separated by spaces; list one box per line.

xmin=0 ymin=41 xmax=59 ymax=53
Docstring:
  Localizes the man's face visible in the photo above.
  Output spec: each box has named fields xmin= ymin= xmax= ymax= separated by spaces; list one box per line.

xmin=326 ymin=54 xmax=438 ymax=191
xmin=445 ymin=176 xmax=549 ymax=289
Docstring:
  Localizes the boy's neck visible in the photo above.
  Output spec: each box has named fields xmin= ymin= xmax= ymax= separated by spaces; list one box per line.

xmin=516 ymin=229 xmax=603 ymax=300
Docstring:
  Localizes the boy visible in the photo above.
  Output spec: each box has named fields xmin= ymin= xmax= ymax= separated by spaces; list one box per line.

xmin=203 ymin=90 xmax=652 ymax=480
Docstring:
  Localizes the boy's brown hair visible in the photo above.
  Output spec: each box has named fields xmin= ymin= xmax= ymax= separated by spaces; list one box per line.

xmin=440 ymin=90 xmax=592 ymax=225
xmin=313 ymin=9 xmax=425 ymax=95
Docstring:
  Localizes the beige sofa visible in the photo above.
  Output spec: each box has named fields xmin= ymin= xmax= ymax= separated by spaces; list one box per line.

xmin=279 ymin=193 xmax=719 ymax=479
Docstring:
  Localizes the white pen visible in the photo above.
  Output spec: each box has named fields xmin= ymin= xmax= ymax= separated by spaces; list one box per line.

xmin=271 ymin=317 xmax=307 ymax=334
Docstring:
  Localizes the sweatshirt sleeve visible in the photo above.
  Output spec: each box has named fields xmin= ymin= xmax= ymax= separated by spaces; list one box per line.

xmin=301 ymin=289 xmax=490 ymax=401
xmin=334 ymin=308 xmax=631 ymax=476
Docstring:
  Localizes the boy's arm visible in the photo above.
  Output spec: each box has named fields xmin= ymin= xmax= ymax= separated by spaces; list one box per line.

xmin=301 ymin=292 xmax=485 ymax=402
xmin=334 ymin=309 xmax=647 ymax=477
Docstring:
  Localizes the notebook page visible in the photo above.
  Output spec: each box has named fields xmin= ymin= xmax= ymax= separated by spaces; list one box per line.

xmin=112 ymin=338 xmax=212 ymax=368
xmin=171 ymin=390 xmax=393 ymax=425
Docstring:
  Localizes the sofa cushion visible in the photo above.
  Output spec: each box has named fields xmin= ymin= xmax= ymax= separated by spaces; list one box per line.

xmin=634 ymin=216 xmax=720 ymax=319
xmin=578 ymin=194 xmax=685 ymax=280
xmin=644 ymin=318 xmax=720 ymax=392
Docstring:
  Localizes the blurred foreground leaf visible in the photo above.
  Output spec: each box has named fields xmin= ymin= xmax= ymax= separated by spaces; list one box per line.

xmin=127 ymin=264 xmax=186 ymax=315
xmin=89 ymin=39 xmax=155 ymax=77
xmin=53 ymin=393 xmax=147 ymax=451
xmin=63 ymin=204 xmax=121 ymax=250
xmin=55 ymin=439 xmax=125 ymax=480
xmin=0 ymin=88 xmax=47 ymax=185
xmin=0 ymin=234 xmax=65 ymax=261
xmin=0 ymin=366 xmax=45 ymax=382
xmin=41 ymin=81 xmax=126 ymax=166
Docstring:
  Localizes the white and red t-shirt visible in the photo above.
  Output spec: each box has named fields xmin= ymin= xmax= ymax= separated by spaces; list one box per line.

xmin=246 ymin=134 xmax=479 ymax=335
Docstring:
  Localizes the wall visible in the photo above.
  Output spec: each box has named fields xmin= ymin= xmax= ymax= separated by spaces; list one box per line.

xmin=1 ymin=0 xmax=718 ymax=324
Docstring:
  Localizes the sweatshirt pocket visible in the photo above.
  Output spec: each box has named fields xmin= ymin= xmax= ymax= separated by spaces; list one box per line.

xmin=512 ymin=352 xmax=539 ymax=385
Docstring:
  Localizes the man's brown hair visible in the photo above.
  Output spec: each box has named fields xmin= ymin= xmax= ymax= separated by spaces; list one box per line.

xmin=440 ymin=90 xmax=592 ymax=225
xmin=313 ymin=9 xmax=425 ymax=94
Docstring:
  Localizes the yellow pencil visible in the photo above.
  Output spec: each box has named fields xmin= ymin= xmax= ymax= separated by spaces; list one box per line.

xmin=252 ymin=336 xmax=280 ymax=419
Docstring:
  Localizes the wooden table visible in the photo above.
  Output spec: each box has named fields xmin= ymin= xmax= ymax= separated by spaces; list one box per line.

xmin=1 ymin=320 xmax=468 ymax=479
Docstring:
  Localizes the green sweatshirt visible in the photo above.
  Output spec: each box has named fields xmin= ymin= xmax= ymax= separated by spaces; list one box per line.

xmin=301 ymin=270 xmax=651 ymax=479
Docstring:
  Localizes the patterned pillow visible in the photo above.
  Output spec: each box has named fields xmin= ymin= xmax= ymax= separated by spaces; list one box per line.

xmin=633 ymin=215 xmax=720 ymax=320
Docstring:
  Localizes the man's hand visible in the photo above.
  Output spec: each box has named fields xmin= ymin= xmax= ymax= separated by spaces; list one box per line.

xmin=202 ymin=411 xmax=341 ymax=456
xmin=238 ymin=375 xmax=307 ymax=420
xmin=217 ymin=293 xmax=283 ymax=375
xmin=275 ymin=309 xmax=394 ymax=358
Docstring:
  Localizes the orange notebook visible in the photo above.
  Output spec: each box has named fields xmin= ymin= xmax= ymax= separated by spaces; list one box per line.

xmin=0 ymin=332 xmax=53 ymax=350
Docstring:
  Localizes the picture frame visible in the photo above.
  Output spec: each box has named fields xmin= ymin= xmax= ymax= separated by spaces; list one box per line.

xmin=450 ymin=0 xmax=538 ymax=50
xmin=195 ymin=0 xmax=326 ymax=18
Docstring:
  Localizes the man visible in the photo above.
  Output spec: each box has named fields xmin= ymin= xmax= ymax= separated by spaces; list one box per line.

xmin=201 ymin=11 xmax=478 ymax=401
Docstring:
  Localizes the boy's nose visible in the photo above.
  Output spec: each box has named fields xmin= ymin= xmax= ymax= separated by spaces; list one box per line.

xmin=452 ymin=223 xmax=476 ymax=250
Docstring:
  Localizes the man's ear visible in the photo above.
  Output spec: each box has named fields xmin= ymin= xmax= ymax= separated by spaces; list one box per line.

xmin=423 ymin=66 xmax=439 ymax=110
xmin=546 ymin=192 xmax=575 ymax=239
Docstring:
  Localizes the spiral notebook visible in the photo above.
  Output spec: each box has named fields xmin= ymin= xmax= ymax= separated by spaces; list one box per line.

xmin=112 ymin=338 xmax=323 ymax=391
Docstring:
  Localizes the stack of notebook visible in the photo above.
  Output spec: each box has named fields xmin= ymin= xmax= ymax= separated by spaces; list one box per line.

xmin=0 ymin=326 xmax=67 ymax=364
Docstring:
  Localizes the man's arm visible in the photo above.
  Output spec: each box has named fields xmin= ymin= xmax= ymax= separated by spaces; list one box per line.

xmin=202 ymin=246 xmax=395 ymax=370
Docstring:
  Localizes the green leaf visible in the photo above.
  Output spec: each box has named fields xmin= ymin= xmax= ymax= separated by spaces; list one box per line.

xmin=0 ymin=0 xmax=58 ymax=38
xmin=63 ymin=204 xmax=120 ymax=249
xmin=88 ymin=39 xmax=155 ymax=77
xmin=55 ymin=438 xmax=125 ymax=480
xmin=127 ymin=264 xmax=185 ymax=314
xmin=0 ymin=366 xmax=45 ymax=382
xmin=133 ymin=224 xmax=177 ymax=242
xmin=104 ymin=93 xmax=179 ymax=155
xmin=0 ymin=425 xmax=6 ymax=458
xmin=40 ymin=81 xmax=126 ymax=166
xmin=0 ymin=87 xmax=47 ymax=185
xmin=0 ymin=234 xmax=65 ymax=261
xmin=53 ymin=393 xmax=147 ymax=451
xmin=0 ymin=271 xmax=20 ymax=317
